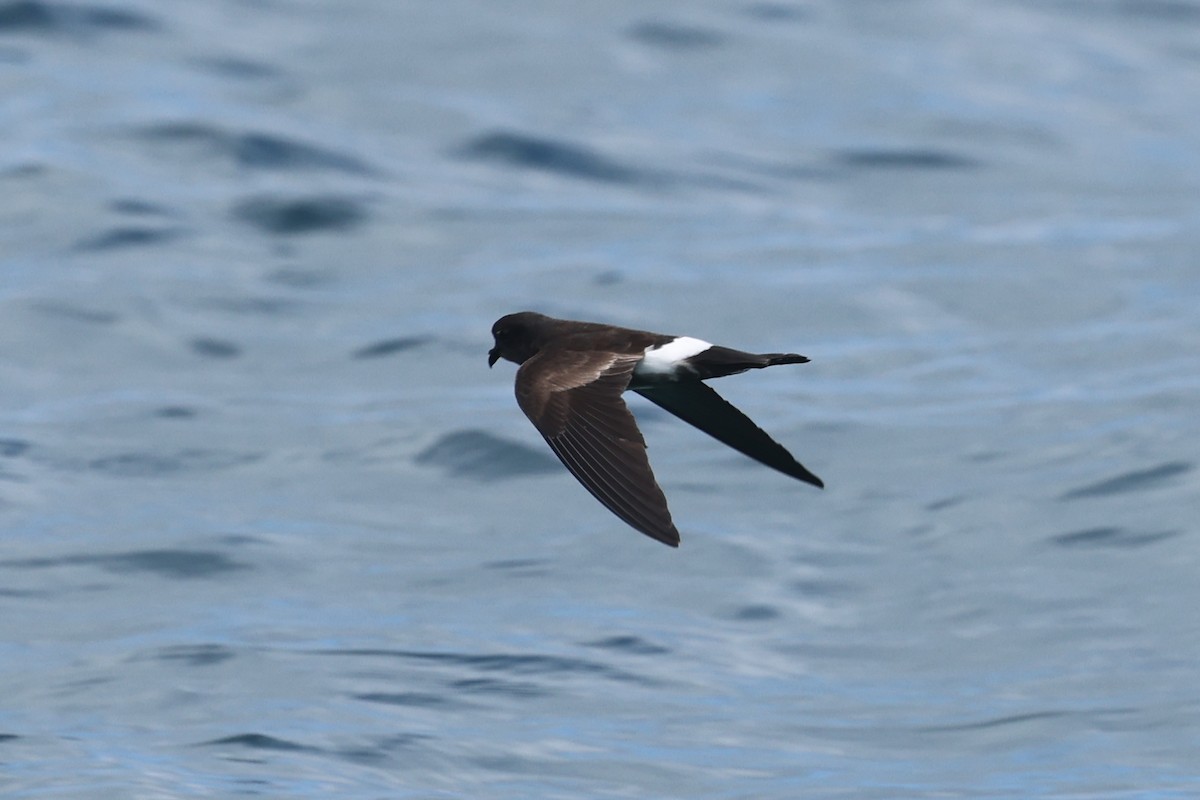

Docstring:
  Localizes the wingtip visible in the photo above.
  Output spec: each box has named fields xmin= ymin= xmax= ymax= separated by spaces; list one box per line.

xmin=644 ymin=526 xmax=681 ymax=548
xmin=653 ymin=529 xmax=681 ymax=548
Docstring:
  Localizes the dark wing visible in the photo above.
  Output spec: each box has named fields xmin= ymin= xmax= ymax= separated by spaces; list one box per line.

xmin=634 ymin=381 xmax=824 ymax=488
xmin=515 ymin=349 xmax=680 ymax=547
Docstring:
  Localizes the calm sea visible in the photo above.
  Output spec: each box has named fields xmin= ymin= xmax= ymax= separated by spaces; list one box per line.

xmin=2 ymin=1 xmax=1198 ymax=797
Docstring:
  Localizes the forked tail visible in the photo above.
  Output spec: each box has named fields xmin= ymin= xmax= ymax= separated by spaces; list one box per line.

xmin=762 ymin=352 xmax=810 ymax=367
xmin=689 ymin=346 xmax=810 ymax=380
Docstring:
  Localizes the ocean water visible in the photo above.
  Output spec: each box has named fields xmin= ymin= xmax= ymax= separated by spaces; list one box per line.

xmin=2 ymin=0 xmax=1199 ymax=797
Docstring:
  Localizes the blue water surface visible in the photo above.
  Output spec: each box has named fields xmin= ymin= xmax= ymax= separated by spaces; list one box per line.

xmin=1 ymin=1 xmax=1198 ymax=797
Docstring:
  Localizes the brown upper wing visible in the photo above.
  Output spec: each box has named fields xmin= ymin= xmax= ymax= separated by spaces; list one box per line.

xmin=515 ymin=349 xmax=680 ymax=547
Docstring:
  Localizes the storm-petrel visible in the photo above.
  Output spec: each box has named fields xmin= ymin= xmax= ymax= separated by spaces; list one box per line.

xmin=488 ymin=311 xmax=823 ymax=547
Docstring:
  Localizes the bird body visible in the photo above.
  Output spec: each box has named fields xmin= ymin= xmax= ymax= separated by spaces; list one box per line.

xmin=489 ymin=311 xmax=822 ymax=547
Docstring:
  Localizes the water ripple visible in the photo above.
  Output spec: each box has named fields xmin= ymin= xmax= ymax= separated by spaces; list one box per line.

xmin=450 ymin=677 xmax=547 ymax=698
xmin=200 ymin=733 xmax=313 ymax=753
xmin=1050 ymin=526 xmax=1181 ymax=549
xmin=352 ymin=691 xmax=462 ymax=709
xmin=0 ymin=439 xmax=30 ymax=457
xmin=151 ymin=644 xmax=238 ymax=666
xmin=233 ymin=195 xmax=368 ymax=235
xmin=314 ymin=647 xmax=653 ymax=684
xmin=582 ymin=635 xmax=671 ymax=656
xmin=72 ymin=226 xmax=181 ymax=252
xmin=414 ymin=429 xmax=559 ymax=481
xmin=456 ymin=131 xmax=653 ymax=186
xmin=0 ymin=1 xmax=158 ymax=36
xmin=136 ymin=122 xmax=375 ymax=175
xmin=352 ymin=336 xmax=433 ymax=359
xmin=833 ymin=148 xmax=982 ymax=171
xmin=626 ymin=20 xmax=727 ymax=49
xmin=85 ymin=449 xmax=261 ymax=477
xmin=1059 ymin=461 xmax=1192 ymax=500
xmin=0 ymin=549 xmax=250 ymax=579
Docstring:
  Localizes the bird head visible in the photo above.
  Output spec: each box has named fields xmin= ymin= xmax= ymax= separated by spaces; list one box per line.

xmin=488 ymin=311 xmax=547 ymax=367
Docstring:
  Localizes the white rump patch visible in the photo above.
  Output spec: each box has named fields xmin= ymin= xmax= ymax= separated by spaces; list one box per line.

xmin=635 ymin=336 xmax=712 ymax=377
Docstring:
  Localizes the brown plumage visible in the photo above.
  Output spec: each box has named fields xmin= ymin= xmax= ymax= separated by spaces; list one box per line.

xmin=489 ymin=311 xmax=823 ymax=547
